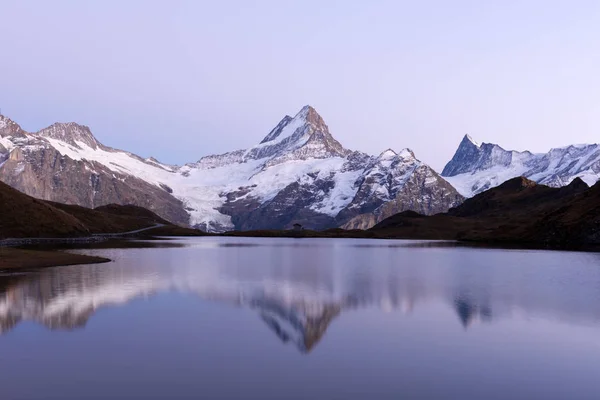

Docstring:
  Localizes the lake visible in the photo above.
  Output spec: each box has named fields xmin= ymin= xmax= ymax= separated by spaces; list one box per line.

xmin=1 ymin=237 xmax=600 ymax=400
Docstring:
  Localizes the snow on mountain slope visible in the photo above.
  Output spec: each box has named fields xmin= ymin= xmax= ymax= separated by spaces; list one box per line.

xmin=310 ymin=163 xmax=365 ymax=216
xmin=0 ymin=115 xmax=190 ymax=225
xmin=442 ymin=135 xmax=600 ymax=197
xmin=0 ymin=108 xmax=462 ymax=232
xmin=340 ymin=149 xmax=464 ymax=230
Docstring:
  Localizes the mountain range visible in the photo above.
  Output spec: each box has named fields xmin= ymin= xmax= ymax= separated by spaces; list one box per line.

xmin=1 ymin=108 xmax=599 ymax=232
xmin=442 ymin=134 xmax=600 ymax=196
xmin=0 ymin=107 xmax=463 ymax=232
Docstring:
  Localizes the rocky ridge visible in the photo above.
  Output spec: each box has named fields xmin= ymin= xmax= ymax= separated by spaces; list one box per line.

xmin=442 ymin=134 xmax=600 ymax=196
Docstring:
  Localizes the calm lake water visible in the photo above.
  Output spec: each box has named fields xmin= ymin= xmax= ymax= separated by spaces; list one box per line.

xmin=1 ymin=237 xmax=600 ymax=400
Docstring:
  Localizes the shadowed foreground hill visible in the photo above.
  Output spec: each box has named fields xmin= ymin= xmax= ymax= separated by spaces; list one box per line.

xmin=0 ymin=181 xmax=89 ymax=238
xmin=372 ymin=177 xmax=599 ymax=249
xmin=48 ymin=202 xmax=170 ymax=235
xmin=0 ymin=181 xmax=204 ymax=239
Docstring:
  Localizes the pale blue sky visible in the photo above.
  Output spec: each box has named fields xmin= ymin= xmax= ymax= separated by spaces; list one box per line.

xmin=1 ymin=0 xmax=599 ymax=170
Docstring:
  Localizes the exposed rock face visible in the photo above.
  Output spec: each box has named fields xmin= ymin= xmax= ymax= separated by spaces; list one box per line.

xmin=0 ymin=116 xmax=27 ymax=138
xmin=0 ymin=116 xmax=26 ymax=166
xmin=246 ymin=105 xmax=350 ymax=163
xmin=341 ymin=151 xmax=464 ymax=229
xmin=442 ymin=134 xmax=600 ymax=197
xmin=0 ymin=118 xmax=189 ymax=225
xmin=441 ymin=135 xmax=486 ymax=176
xmin=0 ymin=108 xmax=463 ymax=231
xmin=38 ymin=122 xmax=101 ymax=149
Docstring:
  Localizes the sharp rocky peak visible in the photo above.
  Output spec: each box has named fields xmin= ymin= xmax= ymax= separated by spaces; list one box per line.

xmin=260 ymin=115 xmax=293 ymax=144
xmin=398 ymin=148 xmax=416 ymax=159
xmin=36 ymin=122 xmax=101 ymax=150
xmin=377 ymin=148 xmax=416 ymax=161
xmin=378 ymin=149 xmax=397 ymax=158
xmin=442 ymin=134 xmax=493 ymax=177
xmin=0 ymin=115 xmax=27 ymax=138
xmin=259 ymin=105 xmax=326 ymax=144
xmin=249 ymin=105 xmax=349 ymax=162
xmin=463 ymin=134 xmax=480 ymax=148
xmin=296 ymin=105 xmax=326 ymax=127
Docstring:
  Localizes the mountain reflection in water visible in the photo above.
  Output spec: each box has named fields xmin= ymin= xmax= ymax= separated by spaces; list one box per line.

xmin=1 ymin=238 xmax=600 ymax=354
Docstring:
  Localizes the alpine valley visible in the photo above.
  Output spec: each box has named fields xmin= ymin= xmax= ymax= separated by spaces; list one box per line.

xmin=2 ymin=106 xmax=599 ymax=233
xmin=0 ymin=106 xmax=463 ymax=232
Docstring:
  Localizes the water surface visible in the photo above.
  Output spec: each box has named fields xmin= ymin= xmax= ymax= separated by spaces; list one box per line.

xmin=1 ymin=238 xmax=599 ymax=400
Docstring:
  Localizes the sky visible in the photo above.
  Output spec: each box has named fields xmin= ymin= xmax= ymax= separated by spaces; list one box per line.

xmin=1 ymin=0 xmax=599 ymax=171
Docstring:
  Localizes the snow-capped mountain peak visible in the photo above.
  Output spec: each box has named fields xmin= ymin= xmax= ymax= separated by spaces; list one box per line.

xmin=36 ymin=122 xmax=101 ymax=150
xmin=442 ymin=135 xmax=600 ymax=197
xmin=260 ymin=115 xmax=293 ymax=144
xmin=258 ymin=105 xmax=324 ymax=146
xmin=0 ymin=115 xmax=9 ymax=132
xmin=375 ymin=148 xmax=416 ymax=164
xmin=464 ymin=134 xmax=480 ymax=148
xmin=378 ymin=149 xmax=397 ymax=159
xmin=297 ymin=104 xmax=325 ymax=126
xmin=244 ymin=105 xmax=349 ymax=164
xmin=398 ymin=148 xmax=416 ymax=159
xmin=0 ymin=115 xmax=26 ymax=138
xmin=0 ymin=116 xmax=28 ymax=165
xmin=441 ymin=134 xmax=487 ymax=177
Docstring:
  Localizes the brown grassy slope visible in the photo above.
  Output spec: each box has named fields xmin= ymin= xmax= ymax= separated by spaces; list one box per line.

xmin=49 ymin=202 xmax=168 ymax=234
xmin=92 ymin=204 xmax=207 ymax=236
xmin=1 ymin=182 xmax=205 ymax=238
xmin=0 ymin=181 xmax=89 ymax=239
xmin=94 ymin=204 xmax=171 ymax=224
xmin=0 ymin=248 xmax=109 ymax=269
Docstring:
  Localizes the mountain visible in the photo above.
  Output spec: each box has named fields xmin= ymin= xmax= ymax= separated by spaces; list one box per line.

xmin=340 ymin=149 xmax=463 ymax=229
xmin=0 ymin=107 xmax=463 ymax=232
xmin=372 ymin=176 xmax=600 ymax=249
xmin=0 ymin=115 xmax=189 ymax=226
xmin=442 ymin=135 xmax=600 ymax=196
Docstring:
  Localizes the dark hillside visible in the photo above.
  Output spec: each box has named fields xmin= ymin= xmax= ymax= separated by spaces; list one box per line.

xmin=371 ymin=177 xmax=599 ymax=249
xmin=1 ymin=182 xmax=204 ymax=239
xmin=0 ymin=181 xmax=89 ymax=238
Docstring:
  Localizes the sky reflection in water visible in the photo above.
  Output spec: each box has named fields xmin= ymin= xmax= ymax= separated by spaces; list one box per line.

xmin=0 ymin=237 xmax=599 ymax=399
